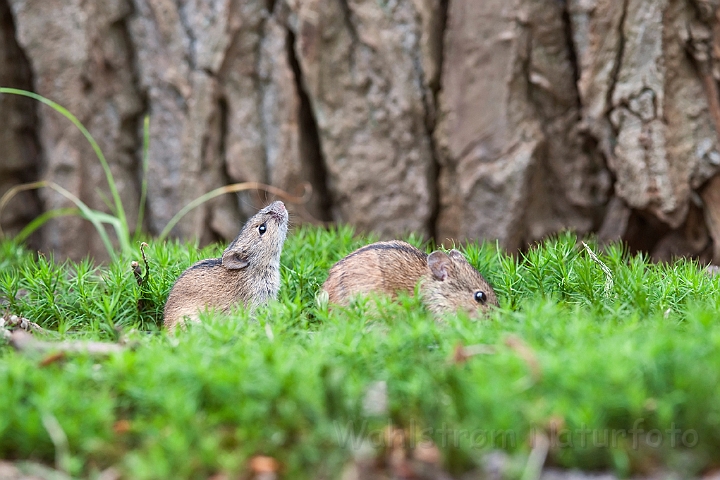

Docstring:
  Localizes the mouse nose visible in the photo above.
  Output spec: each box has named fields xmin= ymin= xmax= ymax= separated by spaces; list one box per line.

xmin=269 ymin=200 xmax=286 ymax=213
xmin=265 ymin=201 xmax=287 ymax=218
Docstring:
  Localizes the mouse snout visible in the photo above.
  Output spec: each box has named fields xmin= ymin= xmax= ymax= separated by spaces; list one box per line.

xmin=266 ymin=200 xmax=288 ymax=222
xmin=267 ymin=200 xmax=286 ymax=213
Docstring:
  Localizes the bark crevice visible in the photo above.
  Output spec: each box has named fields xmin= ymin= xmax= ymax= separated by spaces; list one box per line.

xmin=0 ymin=0 xmax=42 ymax=247
xmin=427 ymin=0 xmax=450 ymax=240
xmin=606 ymin=0 xmax=629 ymax=133
xmin=337 ymin=0 xmax=360 ymax=45
xmin=176 ymin=0 xmax=197 ymax=70
xmin=114 ymin=8 xmax=150 ymax=234
xmin=3 ymin=0 xmax=720 ymax=262
xmin=286 ymin=27 xmax=331 ymax=221
xmin=336 ymin=0 xmax=366 ymax=70
xmin=218 ymin=95 xmax=230 ymax=182
xmin=561 ymin=0 xmax=581 ymax=110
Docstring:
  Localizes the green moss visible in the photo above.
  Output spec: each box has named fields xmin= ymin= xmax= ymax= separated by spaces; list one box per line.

xmin=0 ymin=227 xmax=719 ymax=478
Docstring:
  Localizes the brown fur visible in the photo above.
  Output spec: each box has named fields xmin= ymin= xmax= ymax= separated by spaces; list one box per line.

xmin=322 ymin=240 xmax=499 ymax=316
xmin=163 ymin=201 xmax=289 ymax=332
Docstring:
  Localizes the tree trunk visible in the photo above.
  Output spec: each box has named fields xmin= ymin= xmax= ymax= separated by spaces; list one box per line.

xmin=1 ymin=0 xmax=720 ymax=260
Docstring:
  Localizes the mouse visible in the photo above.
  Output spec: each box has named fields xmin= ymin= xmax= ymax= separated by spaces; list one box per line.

xmin=322 ymin=240 xmax=499 ymax=316
xmin=163 ymin=200 xmax=289 ymax=332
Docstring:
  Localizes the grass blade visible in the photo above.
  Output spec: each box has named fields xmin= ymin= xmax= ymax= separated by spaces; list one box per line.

xmin=0 ymin=180 xmax=119 ymax=259
xmin=0 ymin=181 xmax=46 ymax=239
xmin=158 ymin=182 xmax=311 ymax=242
xmin=14 ymin=208 xmax=80 ymax=243
xmin=42 ymin=182 xmax=117 ymax=258
xmin=0 ymin=87 xmax=128 ymax=237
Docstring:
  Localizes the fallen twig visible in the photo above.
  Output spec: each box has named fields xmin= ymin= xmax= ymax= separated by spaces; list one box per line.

xmin=10 ymin=330 xmax=126 ymax=355
xmin=1 ymin=313 xmax=46 ymax=333
xmin=521 ymin=431 xmax=549 ymax=480
xmin=0 ymin=461 xmax=71 ymax=480
xmin=451 ymin=342 xmax=497 ymax=364
xmin=42 ymin=413 xmax=71 ymax=474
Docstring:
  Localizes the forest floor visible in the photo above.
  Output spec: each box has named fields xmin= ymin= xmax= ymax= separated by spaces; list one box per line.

xmin=1 ymin=226 xmax=719 ymax=479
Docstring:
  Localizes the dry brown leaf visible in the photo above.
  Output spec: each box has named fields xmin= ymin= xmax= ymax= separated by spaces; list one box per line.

xmin=451 ymin=342 xmax=497 ymax=364
xmin=505 ymin=335 xmax=542 ymax=381
xmin=249 ymin=455 xmax=279 ymax=474
xmin=413 ymin=441 xmax=441 ymax=465
xmin=39 ymin=351 xmax=66 ymax=367
xmin=113 ymin=420 xmax=131 ymax=434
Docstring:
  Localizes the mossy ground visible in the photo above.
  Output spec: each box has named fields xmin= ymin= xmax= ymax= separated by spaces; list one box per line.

xmin=1 ymin=226 xmax=720 ymax=479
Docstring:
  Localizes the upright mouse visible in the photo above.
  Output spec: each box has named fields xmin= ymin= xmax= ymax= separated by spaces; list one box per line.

xmin=322 ymin=240 xmax=498 ymax=316
xmin=163 ymin=200 xmax=289 ymax=332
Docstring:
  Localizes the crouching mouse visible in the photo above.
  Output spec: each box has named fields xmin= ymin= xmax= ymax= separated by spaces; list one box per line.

xmin=322 ymin=240 xmax=498 ymax=316
xmin=163 ymin=200 xmax=289 ymax=332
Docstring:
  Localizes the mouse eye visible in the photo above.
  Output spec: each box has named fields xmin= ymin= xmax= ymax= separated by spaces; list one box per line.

xmin=474 ymin=290 xmax=487 ymax=304
xmin=258 ymin=223 xmax=267 ymax=235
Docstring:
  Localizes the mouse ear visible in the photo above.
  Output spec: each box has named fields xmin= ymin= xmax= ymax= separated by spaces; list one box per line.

xmin=448 ymin=249 xmax=466 ymax=262
xmin=428 ymin=251 xmax=452 ymax=281
xmin=222 ymin=250 xmax=249 ymax=270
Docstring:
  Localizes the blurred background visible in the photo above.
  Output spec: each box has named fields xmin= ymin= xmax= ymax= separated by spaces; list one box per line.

xmin=2 ymin=0 xmax=720 ymax=262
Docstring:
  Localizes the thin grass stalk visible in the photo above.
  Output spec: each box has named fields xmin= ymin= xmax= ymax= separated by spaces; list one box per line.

xmin=157 ymin=182 xmax=311 ymax=242
xmin=0 ymin=88 xmax=128 ymax=233
xmin=43 ymin=182 xmax=118 ymax=257
xmin=0 ymin=180 xmax=124 ymax=258
xmin=15 ymin=208 xmax=80 ymax=243
xmin=0 ymin=181 xmax=46 ymax=239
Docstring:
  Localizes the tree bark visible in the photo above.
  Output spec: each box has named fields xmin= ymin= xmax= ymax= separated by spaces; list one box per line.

xmin=1 ymin=0 xmax=720 ymax=260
